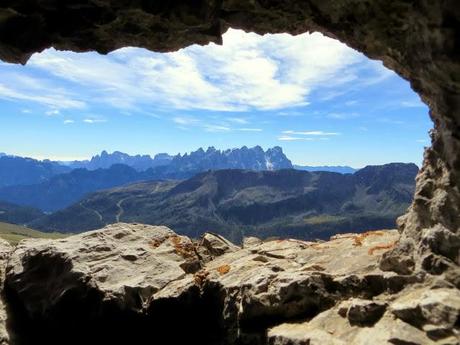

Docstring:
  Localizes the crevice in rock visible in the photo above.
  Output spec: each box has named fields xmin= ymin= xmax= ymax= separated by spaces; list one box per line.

xmin=3 ymin=280 xmax=228 ymax=345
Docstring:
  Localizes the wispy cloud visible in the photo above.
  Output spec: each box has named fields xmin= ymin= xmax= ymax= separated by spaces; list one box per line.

xmin=401 ymin=100 xmax=425 ymax=108
xmin=203 ymin=124 xmax=232 ymax=132
xmin=277 ymin=111 xmax=304 ymax=117
xmin=326 ymin=112 xmax=359 ymax=120
xmin=228 ymin=117 xmax=249 ymax=124
xmin=63 ymin=119 xmax=74 ymax=124
xmin=173 ymin=116 xmax=199 ymax=126
xmin=83 ymin=118 xmax=106 ymax=124
xmin=238 ymin=128 xmax=263 ymax=132
xmin=282 ymin=130 xmax=340 ymax=136
xmin=14 ymin=29 xmax=391 ymax=113
xmin=0 ymin=81 xmax=85 ymax=110
xmin=45 ymin=109 xmax=60 ymax=116
xmin=278 ymin=136 xmax=314 ymax=141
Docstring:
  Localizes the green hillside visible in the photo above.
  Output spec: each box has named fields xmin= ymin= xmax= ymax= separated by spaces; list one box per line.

xmin=0 ymin=222 xmax=67 ymax=245
xmin=31 ymin=164 xmax=418 ymax=243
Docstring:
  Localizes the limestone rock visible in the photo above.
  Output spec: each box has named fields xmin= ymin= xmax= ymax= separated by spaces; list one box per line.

xmin=0 ymin=0 xmax=459 ymax=295
xmin=2 ymin=224 xmax=459 ymax=344
xmin=0 ymin=239 xmax=12 ymax=345
xmin=197 ymin=232 xmax=240 ymax=262
xmin=390 ymin=287 xmax=460 ymax=340
xmin=268 ymin=300 xmax=448 ymax=345
xmin=5 ymin=223 xmax=201 ymax=316
xmin=342 ymin=298 xmax=387 ymax=326
xmin=243 ymin=236 xmax=262 ymax=248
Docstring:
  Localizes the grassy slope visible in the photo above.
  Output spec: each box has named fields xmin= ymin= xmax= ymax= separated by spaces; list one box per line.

xmin=0 ymin=221 xmax=67 ymax=245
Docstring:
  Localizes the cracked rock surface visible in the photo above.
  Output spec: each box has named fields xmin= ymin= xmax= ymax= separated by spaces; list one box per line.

xmin=0 ymin=223 xmax=457 ymax=344
xmin=0 ymin=0 xmax=458 ymax=280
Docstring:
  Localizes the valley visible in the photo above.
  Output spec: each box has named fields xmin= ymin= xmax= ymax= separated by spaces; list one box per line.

xmin=30 ymin=163 xmax=418 ymax=243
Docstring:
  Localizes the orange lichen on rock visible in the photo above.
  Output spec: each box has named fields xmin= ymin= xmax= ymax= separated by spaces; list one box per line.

xmin=310 ymin=243 xmax=330 ymax=250
xmin=149 ymin=238 xmax=164 ymax=249
xmin=368 ymin=241 xmax=398 ymax=255
xmin=169 ymin=235 xmax=196 ymax=259
xmin=193 ymin=269 xmax=210 ymax=287
xmin=352 ymin=231 xmax=385 ymax=247
xmin=217 ymin=264 xmax=231 ymax=275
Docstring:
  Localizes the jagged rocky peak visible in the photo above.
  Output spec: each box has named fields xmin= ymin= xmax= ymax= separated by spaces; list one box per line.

xmin=168 ymin=145 xmax=293 ymax=171
xmin=0 ymin=223 xmax=457 ymax=345
xmin=67 ymin=150 xmax=174 ymax=171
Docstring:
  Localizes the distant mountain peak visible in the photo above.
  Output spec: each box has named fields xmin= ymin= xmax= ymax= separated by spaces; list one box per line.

xmin=165 ymin=146 xmax=293 ymax=172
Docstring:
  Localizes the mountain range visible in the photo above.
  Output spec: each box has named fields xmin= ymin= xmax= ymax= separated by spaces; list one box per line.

xmin=30 ymin=163 xmax=418 ymax=242
xmin=63 ymin=151 xmax=174 ymax=171
xmin=294 ymin=165 xmax=357 ymax=174
xmin=0 ymin=155 xmax=70 ymax=188
xmin=0 ymin=146 xmax=295 ymax=211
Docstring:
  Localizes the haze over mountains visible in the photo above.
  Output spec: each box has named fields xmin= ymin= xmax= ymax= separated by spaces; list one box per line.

xmin=30 ymin=163 xmax=418 ymax=243
xmin=0 ymin=146 xmax=418 ymax=241
xmin=0 ymin=146 xmax=296 ymax=211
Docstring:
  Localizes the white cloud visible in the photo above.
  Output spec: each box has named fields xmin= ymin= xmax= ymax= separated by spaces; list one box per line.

xmin=278 ymin=136 xmax=314 ymax=141
xmin=228 ymin=117 xmax=249 ymax=124
xmin=20 ymin=29 xmax=388 ymax=112
xmin=283 ymin=130 xmax=339 ymax=136
xmin=401 ymin=100 xmax=425 ymax=108
xmin=238 ymin=128 xmax=262 ymax=132
xmin=45 ymin=109 xmax=60 ymax=116
xmin=277 ymin=111 xmax=304 ymax=117
xmin=203 ymin=124 xmax=231 ymax=132
xmin=173 ymin=116 xmax=199 ymax=126
xmin=0 ymin=81 xmax=85 ymax=110
xmin=326 ymin=112 xmax=359 ymax=120
xmin=63 ymin=119 xmax=74 ymax=124
xmin=345 ymin=100 xmax=358 ymax=106
xmin=83 ymin=118 xmax=106 ymax=124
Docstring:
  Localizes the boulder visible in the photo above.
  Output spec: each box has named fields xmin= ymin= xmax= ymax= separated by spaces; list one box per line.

xmin=0 ymin=239 xmax=12 ymax=345
xmin=197 ymin=232 xmax=240 ymax=262
xmin=6 ymin=223 xmax=201 ymax=316
xmin=341 ymin=298 xmax=387 ymax=326
xmin=2 ymin=224 xmax=458 ymax=344
xmin=390 ymin=287 xmax=460 ymax=340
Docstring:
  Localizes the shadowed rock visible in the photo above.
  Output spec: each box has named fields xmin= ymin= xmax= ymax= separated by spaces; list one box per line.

xmin=0 ymin=224 xmax=453 ymax=344
xmin=0 ymin=0 xmax=458 ymax=282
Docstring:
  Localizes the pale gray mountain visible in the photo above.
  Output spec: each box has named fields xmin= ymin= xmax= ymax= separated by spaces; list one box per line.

xmin=294 ymin=165 xmax=357 ymax=174
xmin=64 ymin=151 xmax=173 ymax=171
xmin=163 ymin=146 xmax=293 ymax=174
xmin=0 ymin=155 xmax=71 ymax=188
xmin=0 ymin=146 xmax=292 ymax=211
xmin=61 ymin=146 xmax=292 ymax=173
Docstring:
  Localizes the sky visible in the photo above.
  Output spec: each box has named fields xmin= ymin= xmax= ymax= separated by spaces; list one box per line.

xmin=0 ymin=29 xmax=431 ymax=167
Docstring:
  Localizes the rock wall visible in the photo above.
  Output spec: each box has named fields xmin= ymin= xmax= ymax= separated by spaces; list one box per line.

xmin=0 ymin=0 xmax=458 ymax=288
xmin=0 ymin=224 xmax=458 ymax=344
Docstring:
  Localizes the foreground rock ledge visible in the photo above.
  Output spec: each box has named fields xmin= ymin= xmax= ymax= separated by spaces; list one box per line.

xmin=0 ymin=223 xmax=457 ymax=345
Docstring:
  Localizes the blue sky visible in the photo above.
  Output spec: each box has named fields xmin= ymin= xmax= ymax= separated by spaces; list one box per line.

xmin=0 ymin=29 xmax=431 ymax=167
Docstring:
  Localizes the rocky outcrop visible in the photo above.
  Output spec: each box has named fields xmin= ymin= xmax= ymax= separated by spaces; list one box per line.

xmin=0 ymin=224 xmax=456 ymax=344
xmin=0 ymin=0 xmax=458 ymax=281
xmin=0 ymin=240 xmax=12 ymax=345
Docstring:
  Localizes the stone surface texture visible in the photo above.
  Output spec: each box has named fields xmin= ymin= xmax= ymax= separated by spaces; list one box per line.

xmin=0 ymin=240 xmax=12 ymax=345
xmin=0 ymin=1 xmax=459 ymax=343
xmin=0 ymin=224 xmax=457 ymax=344
xmin=0 ymin=0 xmax=458 ymax=281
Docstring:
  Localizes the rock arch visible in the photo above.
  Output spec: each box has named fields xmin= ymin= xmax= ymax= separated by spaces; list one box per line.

xmin=0 ymin=1 xmax=458 ymax=280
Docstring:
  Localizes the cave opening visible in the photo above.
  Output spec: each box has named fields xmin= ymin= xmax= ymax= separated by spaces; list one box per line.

xmin=0 ymin=1 xmax=459 ymax=344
